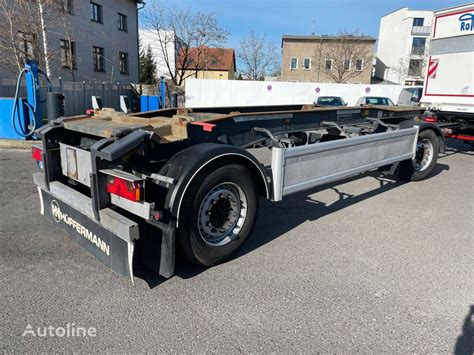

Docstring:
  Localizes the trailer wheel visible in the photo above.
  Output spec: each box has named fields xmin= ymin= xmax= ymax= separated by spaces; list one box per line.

xmin=178 ymin=164 xmax=259 ymax=266
xmin=397 ymin=129 xmax=439 ymax=181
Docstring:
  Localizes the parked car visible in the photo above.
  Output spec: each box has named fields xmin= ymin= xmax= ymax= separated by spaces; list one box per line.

xmin=356 ymin=96 xmax=395 ymax=106
xmin=315 ymin=96 xmax=347 ymax=106
xmin=398 ymin=87 xmax=423 ymax=105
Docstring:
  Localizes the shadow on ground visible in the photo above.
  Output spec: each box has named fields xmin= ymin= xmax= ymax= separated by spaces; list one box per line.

xmin=135 ymin=160 xmax=449 ymax=288
xmin=454 ymin=305 xmax=473 ymax=355
xmin=237 ymin=162 xmax=449 ymax=260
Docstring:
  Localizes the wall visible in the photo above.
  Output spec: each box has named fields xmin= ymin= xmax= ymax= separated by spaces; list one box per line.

xmin=57 ymin=0 xmax=139 ymax=83
xmin=182 ymin=70 xmax=233 ymax=80
xmin=0 ymin=0 xmax=139 ymax=83
xmin=185 ymin=78 xmax=404 ymax=108
xmin=281 ymin=38 xmax=375 ymax=84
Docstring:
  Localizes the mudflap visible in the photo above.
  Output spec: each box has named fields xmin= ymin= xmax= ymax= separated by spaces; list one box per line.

xmin=39 ymin=189 xmax=135 ymax=284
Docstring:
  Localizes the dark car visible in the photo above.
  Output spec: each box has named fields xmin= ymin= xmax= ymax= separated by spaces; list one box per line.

xmin=315 ymin=96 xmax=347 ymax=106
xmin=356 ymin=96 xmax=395 ymax=106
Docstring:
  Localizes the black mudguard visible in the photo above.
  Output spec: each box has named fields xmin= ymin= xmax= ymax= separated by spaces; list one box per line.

xmin=159 ymin=143 xmax=270 ymax=228
xmin=417 ymin=122 xmax=446 ymax=153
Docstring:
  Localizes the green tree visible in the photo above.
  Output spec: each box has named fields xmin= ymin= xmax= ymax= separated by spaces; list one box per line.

xmin=139 ymin=45 xmax=157 ymax=84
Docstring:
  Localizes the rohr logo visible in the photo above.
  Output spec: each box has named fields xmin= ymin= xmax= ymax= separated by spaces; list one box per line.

xmin=459 ymin=13 xmax=473 ymax=32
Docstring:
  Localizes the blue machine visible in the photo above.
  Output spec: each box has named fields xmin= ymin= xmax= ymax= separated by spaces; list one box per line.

xmin=140 ymin=76 xmax=167 ymax=112
xmin=0 ymin=60 xmax=48 ymax=139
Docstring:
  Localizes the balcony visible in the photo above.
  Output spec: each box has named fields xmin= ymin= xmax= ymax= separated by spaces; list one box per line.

xmin=411 ymin=25 xmax=432 ymax=36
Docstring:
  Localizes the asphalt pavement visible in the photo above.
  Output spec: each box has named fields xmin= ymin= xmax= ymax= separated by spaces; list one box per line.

xmin=0 ymin=141 xmax=473 ymax=352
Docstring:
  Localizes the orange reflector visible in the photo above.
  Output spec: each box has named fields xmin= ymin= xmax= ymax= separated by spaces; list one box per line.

xmin=106 ymin=176 xmax=142 ymax=202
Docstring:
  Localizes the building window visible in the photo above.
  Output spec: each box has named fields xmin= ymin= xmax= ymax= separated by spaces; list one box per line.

xmin=93 ymin=46 xmax=105 ymax=72
xmin=411 ymin=37 xmax=426 ymax=55
xmin=344 ymin=59 xmax=351 ymax=71
xmin=60 ymin=39 xmax=76 ymax=69
xmin=90 ymin=2 xmax=102 ymax=23
xmin=408 ymin=59 xmax=422 ymax=77
xmin=290 ymin=57 xmax=298 ymax=70
xmin=324 ymin=59 xmax=332 ymax=70
xmin=119 ymin=52 xmax=128 ymax=74
xmin=413 ymin=18 xmax=424 ymax=27
xmin=63 ymin=0 xmax=73 ymax=14
xmin=355 ymin=59 xmax=363 ymax=71
xmin=118 ymin=13 xmax=127 ymax=31
xmin=18 ymin=32 xmax=36 ymax=63
xmin=302 ymin=57 xmax=311 ymax=70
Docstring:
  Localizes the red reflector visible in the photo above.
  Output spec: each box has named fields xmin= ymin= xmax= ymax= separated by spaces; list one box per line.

xmin=423 ymin=116 xmax=438 ymax=123
xmin=445 ymin=133 xmax=474 ymax=141
xmin=106 ymin=176 xmax=142 ymax=202
xmin=32 ymin=146 xmax=43 ymax=161
xmin=191 ymin=121 xmax=216 ymax=132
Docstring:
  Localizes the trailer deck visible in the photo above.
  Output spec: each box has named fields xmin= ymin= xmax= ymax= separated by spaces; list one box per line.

xmin=55 ymin=104 xmax=426 ymax=142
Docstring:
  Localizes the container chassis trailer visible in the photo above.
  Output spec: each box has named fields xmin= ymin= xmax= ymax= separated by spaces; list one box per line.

xmin=32 ymin=104 xmax=445 ymax=283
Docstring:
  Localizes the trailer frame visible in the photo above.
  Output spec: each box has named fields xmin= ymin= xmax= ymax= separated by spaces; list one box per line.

xmin=32 ymin=104 xmax=444 ymax=283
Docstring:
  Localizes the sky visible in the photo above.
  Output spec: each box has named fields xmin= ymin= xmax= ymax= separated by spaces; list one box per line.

xmin=140 ymin=0 xmax=463 ymax=49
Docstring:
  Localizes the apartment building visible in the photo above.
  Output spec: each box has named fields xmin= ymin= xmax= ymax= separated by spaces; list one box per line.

xmin=281 ymin=35 xmax=376 ymax=84
xmin=375 ymin=7 xmax=434 ymax=85
xmin=0 ymin=0 xmax=143 ymax=83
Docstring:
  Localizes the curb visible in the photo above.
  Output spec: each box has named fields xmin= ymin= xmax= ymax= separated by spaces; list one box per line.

xmin=0 ymin=139 xmax=38 ymax=149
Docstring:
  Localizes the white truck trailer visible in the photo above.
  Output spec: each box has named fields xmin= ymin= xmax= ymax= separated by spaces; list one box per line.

xmin=421 ymin=3 xmax=474 ymax=142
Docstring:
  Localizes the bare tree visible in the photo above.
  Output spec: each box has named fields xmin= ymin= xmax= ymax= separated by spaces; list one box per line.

xmin=388 ymin=43 xmax=430 ymax=84
xmin=320 ymin=31 xmax=374 ymax=83
xmin=57 ymin=13 xmax=77 ymax=81
xmin=142 ymin=2 xmax=229 ymax=86
xmin=0 ymin=0 xmax=66 ymax=75
xmin=91 ymin=30 xmax=122 ymax=83
xmin=237 ymin=31 xmax=278 ymax=80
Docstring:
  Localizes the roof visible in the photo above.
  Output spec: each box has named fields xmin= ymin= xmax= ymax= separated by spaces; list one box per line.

xmin=282 ymin=34 xmax=376 ymax=42
xmin=434 ymin=2 xmax=474 ymax=15
xmin=176 ymin=47 xmax=236 ymax=71
xmin=380 ymin=6 xmax=434 ymax=18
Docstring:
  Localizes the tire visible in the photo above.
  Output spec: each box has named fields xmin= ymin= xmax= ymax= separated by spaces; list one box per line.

xmin=397 ymin=129 xmax=439 ymax=181
xmin=178 ymin=164 xmax=259 ymax=266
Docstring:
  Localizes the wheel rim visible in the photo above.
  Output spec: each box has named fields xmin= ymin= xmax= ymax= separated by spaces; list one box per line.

xmin=197 ymin=182 xmax=248 ymax=246
xmin=413 ymin=138 xmax=434 ymax=172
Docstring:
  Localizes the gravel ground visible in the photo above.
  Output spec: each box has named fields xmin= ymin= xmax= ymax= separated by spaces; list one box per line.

xmin=0 ymin=140 xmax=472 ymax=353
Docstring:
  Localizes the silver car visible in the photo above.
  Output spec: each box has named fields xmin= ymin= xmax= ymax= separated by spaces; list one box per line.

xmin=356 ymin=96 xmax=395 ymax=106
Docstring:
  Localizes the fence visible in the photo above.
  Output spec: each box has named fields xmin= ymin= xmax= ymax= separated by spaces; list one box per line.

xmin=185 ymin=78 xmax=405 ymax=108
xmin=0 ymin=78 xmax=140 ymax=120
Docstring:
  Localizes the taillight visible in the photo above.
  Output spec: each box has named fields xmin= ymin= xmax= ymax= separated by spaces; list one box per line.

xmin=32 ymin=146 xmax=42 ymax=161
xmin=32 ymin=146 xmax=43 ymax=169
xmin=106 ymin=176 xmax=142 ymax=202
xmin=423 ymin=116 xmax=438 ymax=123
